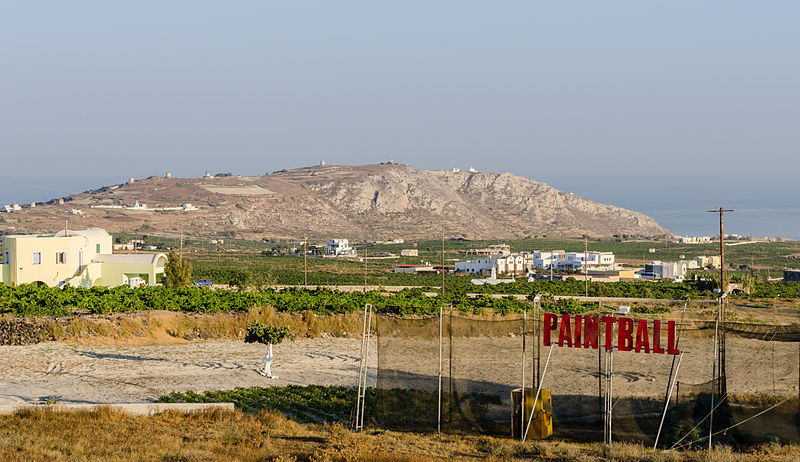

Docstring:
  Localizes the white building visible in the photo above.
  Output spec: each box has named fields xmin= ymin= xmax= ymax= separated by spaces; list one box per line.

xmin=0 ymin=228 xmax=167 ymax=288
xmin=530 ymin=250 xmax=566 ymax=270
xmin=497 ymin=254 xmax=526 ymax=276
xmin=642 ymin=261 xmax=688 ymax=281
xmin=400 ymin=249 xmax=418 ymax=257
xmin=677 ymin=236 xmax=712 ymax=244
xmin=455 ymin=257 xmax=498 ymax=275
xmin=560 ymin=251 xmax=615 ymax=270
xmin=325 ymin=239 xmax=356 ymax=256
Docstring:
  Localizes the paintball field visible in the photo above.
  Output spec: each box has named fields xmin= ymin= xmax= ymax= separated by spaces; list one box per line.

xmin=0 ymin=334 xmax=797 ymax=404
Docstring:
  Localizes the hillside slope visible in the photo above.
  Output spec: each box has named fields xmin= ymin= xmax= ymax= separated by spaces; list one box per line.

xmin=0 ymin=164 xmax=670 ymax=240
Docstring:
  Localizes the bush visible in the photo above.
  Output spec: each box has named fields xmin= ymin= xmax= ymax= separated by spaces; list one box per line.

xmin=244 ymin=321 xmax=290 ymax=345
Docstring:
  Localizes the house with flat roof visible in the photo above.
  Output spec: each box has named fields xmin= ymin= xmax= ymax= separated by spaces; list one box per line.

xmin=0 ymin=228 xmax=167 ymax=288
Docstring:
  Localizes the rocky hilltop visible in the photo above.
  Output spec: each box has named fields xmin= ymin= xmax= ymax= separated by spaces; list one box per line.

xmin=1 ymin=164 xmax=670 ymax=240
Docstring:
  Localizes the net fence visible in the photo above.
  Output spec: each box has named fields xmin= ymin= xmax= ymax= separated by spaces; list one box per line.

xmin=369 ymin=307 xmax=800 ymax=445
xmin=373 ymin=313 xmax=524 ymax=434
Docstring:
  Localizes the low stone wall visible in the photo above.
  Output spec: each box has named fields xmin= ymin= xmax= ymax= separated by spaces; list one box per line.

xmin=0 ymin=319 xmax=51 ymax=346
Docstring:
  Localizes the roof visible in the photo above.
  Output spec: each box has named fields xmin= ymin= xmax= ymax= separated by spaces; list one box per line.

xmin=54 ymin=228 xmax=110 ymax=238
xmin=93 ymin=253 xmax=167 ymax=265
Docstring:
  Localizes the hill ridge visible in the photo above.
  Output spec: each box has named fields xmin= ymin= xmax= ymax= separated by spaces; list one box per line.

xmin=0 ymin=163 xmax=670 ymax=240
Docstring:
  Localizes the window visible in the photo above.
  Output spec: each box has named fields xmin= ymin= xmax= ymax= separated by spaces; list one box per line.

xmin=32 ymin=252 xmax=41 ymax=265
xmin=56 ymin=252 xmax=67 ymax=264
xmin=96 ymin=244 xmax=101 ymax=253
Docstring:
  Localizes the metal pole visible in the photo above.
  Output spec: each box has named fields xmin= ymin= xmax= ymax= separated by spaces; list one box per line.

xmin=448 ymin=303 xmax=453 ymax=424
xmin=664 ymin=302 xmax=686 ymax=404
xmin=709 ymin=312 xmax=719 ymax=452
xmin=303 ymin=236 xmax=308 ymax=288
xmin=359 ymin=305 xmax=373 ymax=430
xmin=355 ymin=304 xmax=371 ymax=431
xmin=609 ymin=339 xmax=614 ymax=443
xmin=654 ymin=351 xmax=684 ymax=451
xmin=584 ymin=236 xmax=589 ymax=297
xmin=521 ymin=308 xmax=526 ymax=440
xmin=598 ymin=303 xmax=603 ymax=418
xmin=364 ymin=248 xmax=367 ymax=292
xmin=441 ymin=229 xmax=445 ymax=298
xmin=438 ymin=293 xmax=443 ymax=433
xmin=523 ymin=343 xmax=554 ymax=442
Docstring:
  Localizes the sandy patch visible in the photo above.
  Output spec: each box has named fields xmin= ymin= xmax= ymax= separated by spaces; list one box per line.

xmin=0 ymin=338 xmax=376 ymax=405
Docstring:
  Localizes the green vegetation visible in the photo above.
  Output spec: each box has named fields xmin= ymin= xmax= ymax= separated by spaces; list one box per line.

xmin=0 ymin=284 xmax=532 ymax=317
xmin=157 ymin=385 xmax=371 ymax=425
xmin=163 ymin=251 xmax=192 ymax=287
xmin=1 ymin=281 xmax=798 ymax=319
xmin=244 ymin=321 xmax=290 ymax=345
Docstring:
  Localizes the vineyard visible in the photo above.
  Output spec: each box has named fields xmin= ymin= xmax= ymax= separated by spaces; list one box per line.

xmin=0 ymin=284 xmax=535 ymax=317
xmin=0 ymin=282 xmax=797 ymax=318
xmin=157 ymin=385 xmax=373 ymax=425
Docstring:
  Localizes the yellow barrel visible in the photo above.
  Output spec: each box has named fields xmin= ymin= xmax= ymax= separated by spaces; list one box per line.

xmin=511 ymin=388 xmax=553 ymax=439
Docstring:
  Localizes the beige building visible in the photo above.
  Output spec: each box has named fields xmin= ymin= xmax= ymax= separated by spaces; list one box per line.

xmin=0 ymin=229 xmax=167 ymax=288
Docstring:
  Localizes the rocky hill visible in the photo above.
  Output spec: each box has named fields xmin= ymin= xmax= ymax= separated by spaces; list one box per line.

xmin=0 ymin=164 xmax=670 ymax=240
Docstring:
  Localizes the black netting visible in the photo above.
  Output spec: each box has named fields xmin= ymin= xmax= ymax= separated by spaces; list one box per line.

xmin=446 ymin=315 xmax=524 ymax=434
xmin=667 ymin=322 xmax=800 ymax=448
xmin=371 ymin=310 xmax=800 ymax=444
xmin=373 ymin=316 xmax=441 ymax=431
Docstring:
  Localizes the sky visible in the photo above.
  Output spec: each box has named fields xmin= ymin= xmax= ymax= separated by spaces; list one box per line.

xmin=2 ymin=2 xmax=798 ymax=238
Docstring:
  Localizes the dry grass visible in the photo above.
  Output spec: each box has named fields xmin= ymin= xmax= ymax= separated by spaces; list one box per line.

xmin=37 ymin=307 xmax=365 ymax=346
xmin=0 ymin=408 xmax=797 ymax=461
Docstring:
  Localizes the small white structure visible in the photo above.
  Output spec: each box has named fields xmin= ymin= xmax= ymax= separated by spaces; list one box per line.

xmin=677 ymin=235 xmax=711 ymax=244
xmin=400 ymin=249 xmax=418 ymax=257
xmin=66 ymin=209 xmax=85 ymax=215
xmin=260 ymin=344 xmax=276 ymax=378
xmin=165 ymin=172 xmax=172 ymax=179
xmin=326 ymin=239 xmax=356 ymax=256
xmin=181 ymin=203 xmax=198 ymax=211
xmin=394 ymin=264 xmax=436 ymax=274
xmin=471 ymin=268 xmax=515 ymax=285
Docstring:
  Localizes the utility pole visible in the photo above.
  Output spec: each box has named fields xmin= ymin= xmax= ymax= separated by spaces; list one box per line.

xmin=364 ymin=247 xmax=368 ymax=292
xmin=179 ymin=229 xmax=184 ymax=260
xmin=304 ymin=236 xmax=308 ymax=288
xmin=441 ymin=229 xmax=445 ymax=299
xmin=707 ymin=207 xmax=734 ymax=292
xmin=584 ymin=235 xmax=589 ymax=297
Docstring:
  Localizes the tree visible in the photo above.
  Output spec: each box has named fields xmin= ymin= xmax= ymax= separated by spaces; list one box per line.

xmin=229 ymin=269 xmax=251 ymax=292
xmin=164 ymin=251 xmax=192 ymax=287
xmin=245 ymin=321 xmax=291 ymax=378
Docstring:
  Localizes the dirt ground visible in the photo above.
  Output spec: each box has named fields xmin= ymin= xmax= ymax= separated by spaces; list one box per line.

xmin=0 ymin=338 xmax=377 ymax=404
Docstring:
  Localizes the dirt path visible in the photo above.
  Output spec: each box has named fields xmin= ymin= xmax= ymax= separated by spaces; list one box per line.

xmin=0 ymin=339 xmax=376 ymax=404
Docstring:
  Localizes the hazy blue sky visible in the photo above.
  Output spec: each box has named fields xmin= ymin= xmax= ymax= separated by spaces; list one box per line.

xmin=2 ymin=2 xmax=798 ymax=237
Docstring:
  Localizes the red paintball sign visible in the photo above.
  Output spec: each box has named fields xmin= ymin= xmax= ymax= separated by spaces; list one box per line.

xmin=542 ymin=313 xmax=680 ymax=355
